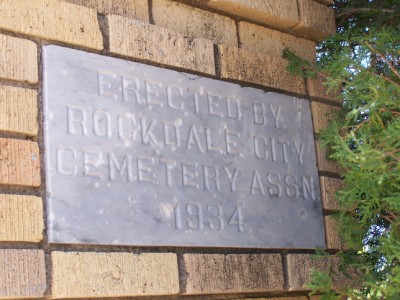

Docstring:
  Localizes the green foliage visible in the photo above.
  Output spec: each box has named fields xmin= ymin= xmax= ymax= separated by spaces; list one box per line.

xmin=319 ymin=27 xmax=400 ymax=298
xmin=283 ymin=1 xmax=400 ymax=298
xmin=333 ymin=0 xmax=400 ymax=33
xmin=282 ymin=48 xmax=317 ymax=78
xmin=308 ymin=270 xmax=341 ymax=300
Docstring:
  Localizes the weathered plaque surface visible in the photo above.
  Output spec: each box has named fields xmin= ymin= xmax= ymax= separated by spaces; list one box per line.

xmin=43 ymin=45 xmax=325 ymax=248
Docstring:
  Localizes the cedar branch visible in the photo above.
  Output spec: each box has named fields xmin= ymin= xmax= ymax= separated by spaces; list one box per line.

xmin=365 ymin=42 xmax=400 ymax=79
xmin=337 ymin=8 xmax=395 ymax=18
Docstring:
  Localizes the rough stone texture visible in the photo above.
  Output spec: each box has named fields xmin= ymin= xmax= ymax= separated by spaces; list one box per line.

xmin=311 ymin=101 xmax=340 ymax=133
xmin=108 ymin=16 xmax=215 ymax=75
xmin=315 ymin=141 xmax=345 ymax=174
xmin=294 ymin=0 xmax=336 ymax=41
xmin=307 ymin=73 xmax=342 ymax=104
xmin=153 ymin=0 xmax=236 ymax=46
xmin=0 ymin=86 xmax=38 ymax=136
xmin=325 ymin=215 xmax=341 ymax=250
xmin=287 ymin=254 xmax=356 ymax=291
xmin=218 ymin=45 xmax=306 ymax=94
xmin=207 ymin=0 xmax=299 ymax=28
xmin=0 ymin=138 xmax=41 ymax=187
xmin=0 ymin=194 xmax=43 ymax=242
xmin=51 ymin=252 xmax=179 ymax=298
xmin=320 ymin=176 xmax=344 ymax=211
xmin=239 ymin=22 xmax=316 ymax=61
xmin=184 ymin=254 xmax=284 ymax=294
xmin=0 ymin=34 xmax=38 ymax=83
xmin=62 ymin=0 xmax=149 ymax=21
xmin=0 ymin=0 xmax=103 ymax=50
xmin=0 ymin=250 xmax=46 ymax=298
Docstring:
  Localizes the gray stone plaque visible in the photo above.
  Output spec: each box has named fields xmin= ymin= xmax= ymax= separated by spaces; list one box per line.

xmin=43 ymin=45 xmax=325 ymax=248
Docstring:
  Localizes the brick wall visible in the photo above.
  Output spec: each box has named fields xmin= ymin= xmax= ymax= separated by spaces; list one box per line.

xmin=0 ymin=0 xmax=347 ymax=299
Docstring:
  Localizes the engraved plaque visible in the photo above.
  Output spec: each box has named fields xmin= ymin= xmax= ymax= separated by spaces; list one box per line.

xmin=43 ymin=45 xmax=325 ymax=248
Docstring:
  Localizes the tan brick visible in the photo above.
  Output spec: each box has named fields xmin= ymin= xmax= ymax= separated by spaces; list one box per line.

xmin=311 ymin=102 xmax=340 ymax=133
xmin=293 ymin=0 xmax=336 ymax=41
xmin=0 ymin=34 xmax=38 ymax=83
xmin=207 ymin=0 xmax=299 ymax=29
xmin=307 ymin=73 xmax=342 ymax=103
xmin=0 ymin=249 xmax=46 ymax=298
xmin=287 ymin=254 xmax=356 ymax=291
xmin=320 ymin=176 xmax=344 ymax=211
xmin=62 ymin=0 xmax=149 ymax=21
xmin=0 ymin=194 xmax=43 ymax=242
xmin=153 ymin=0 xmax=236 ymax=46
xmin=184 ymin=254 xmax=284 ymax=294
xmin=315 ymin=142 xmax=344 ymax=174
xmin=325 ymin=215 xmax=341 ymax=250
xmin=0 ymin=0 xmax=102 ymax=50
xmin=0 ymin=86 xmax=38 ymax=136
xmin=51 ymin=252 xmax=179 ymax=298
xmin=108 ymin=16 xmax=215 ymax=75
xmin=218 ymin=45 xmax=305 ymax=95
xmin=239 ymin=22 xmax=316 ymax=61
xmin=0 ymin=138 xmax=41 ymax=187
